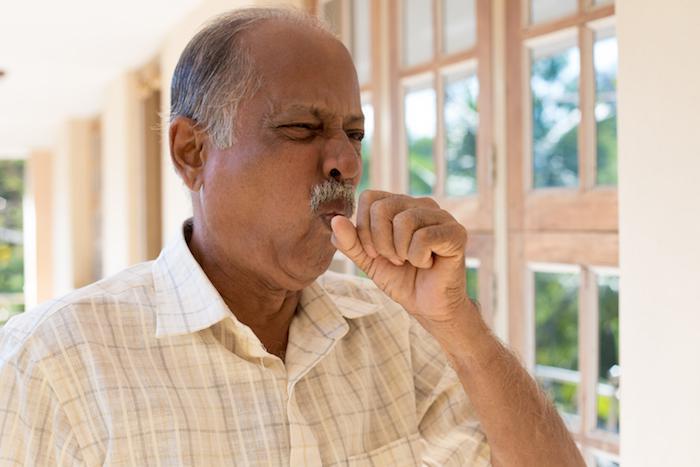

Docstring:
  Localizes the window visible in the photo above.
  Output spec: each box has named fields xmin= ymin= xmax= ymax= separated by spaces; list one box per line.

xmin=316 ymin=1 xmax=617 ymax=461
xmin=0 ymin=160 xmax=25 ymax=326
xmin=532 ymin=266 xmax=581 ymax=424
xmin=530 ymin=39 xmax=580 ymax=189
xmin=594 ymin=31 xmax=618 ymax=186
xmin=404 ymin=81 xmax=437 ymax=195
xmin=508 ymin=0 xmax=619 ymax=462
xmin=396 ymin=0 xmax=494 ymax=324
xmin=444 ymin=68 xmax=479 ymax=196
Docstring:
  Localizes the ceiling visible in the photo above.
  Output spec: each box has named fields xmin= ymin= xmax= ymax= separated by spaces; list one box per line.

xmin=0 ymin=0 xmax=203 ymax=156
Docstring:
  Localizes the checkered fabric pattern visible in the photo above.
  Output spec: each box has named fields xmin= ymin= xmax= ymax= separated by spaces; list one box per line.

xmin=0 ymin=220 xmax=491 ymax=466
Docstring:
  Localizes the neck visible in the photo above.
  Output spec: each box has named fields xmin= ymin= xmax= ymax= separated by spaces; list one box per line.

xmin=187 ymin=221 xmax=300 ymax=360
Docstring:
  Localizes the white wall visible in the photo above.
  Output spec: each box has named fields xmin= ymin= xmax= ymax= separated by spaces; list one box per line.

xmin=26 ymin=150 xmax=54 ymax=304
xmin=52 ymin=120 xmax=96 ymax=295
xmin=100 ymin=72 xmax=144 ymax=276
xmin=617 ymin=0 xmax=700 ymax=464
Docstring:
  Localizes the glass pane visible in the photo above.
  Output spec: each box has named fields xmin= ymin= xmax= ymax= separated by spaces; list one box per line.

xmin=597 ymin=274 xmax=620 ymax=433
xmin=594 ymin=454 xmax=619 ymax=467
xmin=593 ymin=0 xmax=614 ymax=5
xmin=404 ymin=84 xmax=436 ymax=195
xmin=322 ymin=0 xmax=342 ymax=37
xmin=444 ymin=71 xmax=478 ymax=196
xmin=402 ymin=0 xmax=434 ymax=67
xmin=594 ymin=34 xmax=618 ymax=186
xmin=352 ymin=0 xmax=371 ymax=85
xmin=0 ymin=160 xmax=25 ymax=327
xmin=466 ymin=266 xmax=478 ymax=301
xmin=534 ymin=270 xmax=580 ymax=418
xmin=359 ymin=100 xmax=374 ymax=192
xmin=443 ymin=0 xmax=476 ymax=55
xmin=530 ymin=0 xmax=578 ymax=24
xmin=531 ymin=44 xmax=580 ymax=188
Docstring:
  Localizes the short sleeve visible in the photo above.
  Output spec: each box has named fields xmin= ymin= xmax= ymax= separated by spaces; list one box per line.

xmin=409 ymin=317 xmax=491 ymax=467
xmin=0 ymin=328 xmax=84 ymax=466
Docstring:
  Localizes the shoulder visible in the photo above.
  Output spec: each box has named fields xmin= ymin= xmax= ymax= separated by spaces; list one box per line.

xmin=0 ymin=261 xmax=155 ymax=364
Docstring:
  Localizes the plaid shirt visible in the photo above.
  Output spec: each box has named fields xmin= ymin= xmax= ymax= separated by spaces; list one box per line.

xmin=0 ymin=221 xmax=490 ymax=466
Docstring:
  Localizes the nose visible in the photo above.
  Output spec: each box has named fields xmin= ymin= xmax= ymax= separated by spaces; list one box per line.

xmin=321 ymin=131 xmax=362 ymax=183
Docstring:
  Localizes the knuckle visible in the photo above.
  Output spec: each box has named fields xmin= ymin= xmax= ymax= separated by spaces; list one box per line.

xmin=358 ymin=190 xmax=374 ymax=205
xmin=392 ymin=210 xmax=415 ymax=229
xmin=419 ymin=196 xmax=440 ymax=208
xmin=415 ymin=227 xmax=433 ymax=244
xmin=370 ymin=198 xmax=389 ymax=219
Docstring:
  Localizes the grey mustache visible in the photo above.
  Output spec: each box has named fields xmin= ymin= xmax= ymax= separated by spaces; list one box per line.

xmin=310 ymin=180 xmax=356 ymax=216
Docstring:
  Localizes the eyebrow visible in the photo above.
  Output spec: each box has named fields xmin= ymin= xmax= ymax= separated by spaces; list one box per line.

xmin=270 ymin=104 xmax=364 ymax=127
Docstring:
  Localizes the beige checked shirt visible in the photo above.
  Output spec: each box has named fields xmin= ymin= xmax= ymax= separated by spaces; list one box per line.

xmin=0 ymin=221 xmax=491 ymax=466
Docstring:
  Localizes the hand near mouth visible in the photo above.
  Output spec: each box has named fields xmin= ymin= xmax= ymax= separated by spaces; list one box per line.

xmin=329 ymin=190 xmax=469 ymax=324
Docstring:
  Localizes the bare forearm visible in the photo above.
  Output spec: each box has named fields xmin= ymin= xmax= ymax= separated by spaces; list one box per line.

xmin=420 ymin=301 xmax=585 ymax=467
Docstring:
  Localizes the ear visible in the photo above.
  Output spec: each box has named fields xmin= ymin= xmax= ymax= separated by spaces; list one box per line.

xmin=169 ymin=116 xmax=208 ymax=192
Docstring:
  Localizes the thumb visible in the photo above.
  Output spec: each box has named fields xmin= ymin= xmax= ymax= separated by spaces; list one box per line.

xmin=330 ymin=215 xmax=371 ymax=270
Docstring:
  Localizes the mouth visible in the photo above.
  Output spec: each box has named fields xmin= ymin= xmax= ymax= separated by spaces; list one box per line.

xmin=316 ymin=199 xmax=353 ymax=231
xmin=320 ymin=213 xmax=340 ymax=231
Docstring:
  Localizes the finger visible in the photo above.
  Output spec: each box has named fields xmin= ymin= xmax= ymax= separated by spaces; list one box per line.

xmin=370 ymin=196 xmax=440 ymax=266
xmin=369 ymin=197 xmax=404 ymax=266
xmin=406 ymin=223 xmax=468 ymax=269
xmin=392 ymin=208 xmax=451 ymax=261
xmin=330 ymin=215 xmax=372 ymax=271
xmin=356 ymin=190 xmax=390 ymax=258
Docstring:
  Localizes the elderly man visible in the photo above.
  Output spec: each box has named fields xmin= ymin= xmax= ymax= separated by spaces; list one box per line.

xmin=0 ymin=7 xmax=584 ymax=466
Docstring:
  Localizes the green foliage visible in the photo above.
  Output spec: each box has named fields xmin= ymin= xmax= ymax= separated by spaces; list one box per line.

xmin=359 ymin=136 xmax=371 ymax=192
xmin=539 ymin=379 xmax=578 ymax=416
xmin=535 ymin=272 xmax=579 ymax=370
xmin=531 ymin=51 xmax=580 ymax=188
xmin=0 ymin=160 xmax=24 ymax=295
xmin=596 ymin=115 xmax=618 ymax=185
xmin=596 ymin=393 xmax=619 ymax=433
xmin=0 ymin=160 xmax=24 ymax=229
xmin=408 ymin=137 xmax=435 ymax=195
xmin=446 ymin=128 xmax=477 ymax=196
xmin=466 ymin=267 xmax=478 ymax=301
xmin=445 ymin=76 xmax=478 ymax=196
xmin=598 ymin=276 xmax=619 ymax=381
xmin=0 ymin=245 xmax=23 ymax=292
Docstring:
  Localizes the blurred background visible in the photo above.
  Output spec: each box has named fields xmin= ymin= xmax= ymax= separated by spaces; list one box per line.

xmin=1 ymin=0 xmax=698 ymax=466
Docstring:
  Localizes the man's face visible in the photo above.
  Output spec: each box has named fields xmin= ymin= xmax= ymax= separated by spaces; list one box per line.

xmin=198 ymin=20 xmax=363 ymax=291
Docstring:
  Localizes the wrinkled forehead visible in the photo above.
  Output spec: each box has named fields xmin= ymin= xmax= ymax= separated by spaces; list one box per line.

xmin=244 ymin=19 xmax=362 ymax=113
xmin=265 ymin=102 xmax=365 ymax=128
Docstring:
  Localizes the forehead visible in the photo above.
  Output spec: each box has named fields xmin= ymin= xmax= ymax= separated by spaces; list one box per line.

xmin=244 ymin=19 xmax=362 ymax=115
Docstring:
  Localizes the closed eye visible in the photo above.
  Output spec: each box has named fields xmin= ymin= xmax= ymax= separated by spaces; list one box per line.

xmin=277 ymin=123 xmax=321 ymax=141
xmin=347 ymin=130 xmax=365 ymax=142
xmin=280 ymin=123 xmax=319 ymax=130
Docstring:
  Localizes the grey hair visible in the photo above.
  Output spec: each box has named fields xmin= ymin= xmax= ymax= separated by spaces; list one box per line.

xmin=170 ymin=7 xmax=333 ymax=149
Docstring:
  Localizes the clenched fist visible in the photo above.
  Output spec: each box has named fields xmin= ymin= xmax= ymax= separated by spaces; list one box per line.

xmin=331 ymin=190 xmax=472 ymax=325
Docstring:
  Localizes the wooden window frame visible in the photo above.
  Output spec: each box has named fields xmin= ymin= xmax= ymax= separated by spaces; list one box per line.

xmin=315 ymin=0 xmax=620 ymax=461
xmin=316 ymin=0 xmax=495 ymax=324
xmin=392 ymin=0 xmax=495 ymax=324
xmin=507 ymin=0 xmax=619 ymax=461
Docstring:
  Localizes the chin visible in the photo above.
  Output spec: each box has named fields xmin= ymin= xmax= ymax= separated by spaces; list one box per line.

xmin=280 ymin=244 xmax=336 ymax=289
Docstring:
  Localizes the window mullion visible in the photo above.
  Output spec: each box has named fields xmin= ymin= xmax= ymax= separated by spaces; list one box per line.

xmin=578 ymin=25 xmax=596 ymax=191
xmin=579 ymin=267 xmax=599 ymax=441
xmin=435 ymin=71 xmax=446 ymax=196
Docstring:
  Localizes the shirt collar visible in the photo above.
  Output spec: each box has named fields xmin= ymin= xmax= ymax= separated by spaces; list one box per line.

xmin=151 ymin=218 xmax=232 ymax=338
xmin=152 ymin=218 xmax=381 ymax=339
